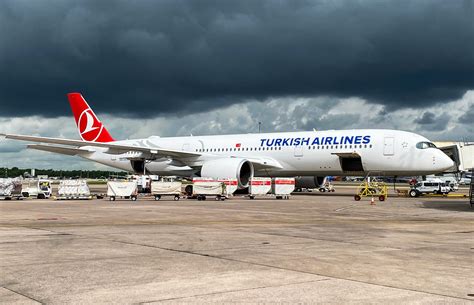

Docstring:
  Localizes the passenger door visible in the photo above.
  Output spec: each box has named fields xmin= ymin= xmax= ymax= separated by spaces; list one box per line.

xmin=294 ymin=145 xmax=303 ymax=157
xmin=383 ymin=137 xmax=394 ymax=156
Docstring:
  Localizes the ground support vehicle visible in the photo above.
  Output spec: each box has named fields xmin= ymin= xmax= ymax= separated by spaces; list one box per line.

xmin=271 ymin=178 xmax=295 ymax=200
xmin=22 ymin=179 xmax=52 ymax=199
xmin=408 ymin=179 xmax=450 ymax=197
xmin=319 ymin=180 xmax=335 ymax=193
xmin=248 ymin=177 xmax=272 ymax=199
xmin=56 ymin=180 xmax=91 ymax=200
xmin=107 ymin=181 xmax=138 ymax=201
xmin=0 ymin=178 xmax=22 ymax=200
xmin=151 ymin=180 xmax=182 ymax=201
xmin=354 ymin=179 xmax=388 ymax=201
xmin=192 ymin=178 xmax=227 ymax=201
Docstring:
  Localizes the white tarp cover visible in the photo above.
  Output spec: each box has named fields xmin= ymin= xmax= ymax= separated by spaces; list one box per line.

xmin=107 ymin=181 xmax=138 ymax=197
xmin=58 ymin=180 xmax=90 ymax=196
xmin=192 ymin=178 xmax=226 ymax=195
xmin=151 ymin=181 xmax=182 ymax=195
xmin=0 ymin=178 xmax=22 ymax=196
xmin=272 ymin=177 xmax=295 ymax=195
xmin=249 ymin=177 xmax=272 ymax=195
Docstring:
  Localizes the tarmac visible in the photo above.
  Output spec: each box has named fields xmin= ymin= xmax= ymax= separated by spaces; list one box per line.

xmin=0 ymin=188 xmax=473 ymax=304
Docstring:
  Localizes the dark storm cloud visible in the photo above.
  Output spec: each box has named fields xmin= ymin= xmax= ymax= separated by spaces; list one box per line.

xmin=458 ymin=104 xmax=474 ymax=124
xmin=0 ymin=0 xmax=473 ymax=117
xmin=414 ymin=111 xmax=450 ymax=131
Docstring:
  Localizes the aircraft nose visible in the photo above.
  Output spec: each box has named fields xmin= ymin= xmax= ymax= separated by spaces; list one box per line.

xmin=437 ymin=151 xmax=455 ymax=172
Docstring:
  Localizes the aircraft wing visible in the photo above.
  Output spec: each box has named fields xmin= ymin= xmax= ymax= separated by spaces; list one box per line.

xmin=246 ymin=157 xmax=283 ymax=170
xmin=1 ymin=133 xmax=200 ymax=159
xmin=26 ymin=144 xmax=95 ymax=156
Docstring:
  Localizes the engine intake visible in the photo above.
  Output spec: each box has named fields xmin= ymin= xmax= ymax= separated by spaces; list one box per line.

xmin=200 ymin=158 xmax=254 ymax=189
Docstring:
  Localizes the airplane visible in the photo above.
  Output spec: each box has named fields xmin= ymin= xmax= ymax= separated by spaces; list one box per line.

xmin=0 ymin=93 xmax=455 ymax=189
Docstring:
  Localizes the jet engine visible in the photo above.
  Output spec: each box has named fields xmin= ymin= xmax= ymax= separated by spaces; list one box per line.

xmin=200 ymin=158 xmax=254 ymax=189
xmin=295 ymin=176 xmax=326 ymax=189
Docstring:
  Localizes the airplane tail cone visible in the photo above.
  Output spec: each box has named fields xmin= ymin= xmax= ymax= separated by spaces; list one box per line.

xmin=67 ymin=93 xmax=115 ymax=143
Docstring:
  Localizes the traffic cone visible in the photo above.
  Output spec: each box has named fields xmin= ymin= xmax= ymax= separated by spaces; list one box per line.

xmin=370 ymin=197 xmax=376 ymax=205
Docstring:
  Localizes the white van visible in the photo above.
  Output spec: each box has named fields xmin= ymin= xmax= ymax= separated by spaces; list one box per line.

xmin=409 ymin=179 xmax=450 ymax=197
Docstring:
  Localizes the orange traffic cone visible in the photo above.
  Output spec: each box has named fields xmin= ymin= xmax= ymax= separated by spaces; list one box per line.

xmin=370 ymin=197 xmax=376 ymax=205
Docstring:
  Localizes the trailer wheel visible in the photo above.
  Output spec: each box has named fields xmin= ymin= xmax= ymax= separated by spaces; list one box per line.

xmin=109 ymin=196 xmax=115 ymax=201
xmin=354 ymin=195 xmax=361 ymax=201
xmin=215 ymin=196 xmax=221 ymax=201
xmin=202 ymin=196 xmax=207 ymax=201
xmin=197 ymin=196 xmax=202 ymax=201
xmin=249 ymin=195 xmax=255 ymax=199
xmin=174 ymin=195 xmax=180 ymax=201
xmin=378 ymin=195 xmax=385 ymax=201
xmin=131 ymin=196 xmax=137 ymax=201
xmin=276 ymin=196 xmax=282 ymax=200
xmin=155 ymin=195 xmax=161 ymax=201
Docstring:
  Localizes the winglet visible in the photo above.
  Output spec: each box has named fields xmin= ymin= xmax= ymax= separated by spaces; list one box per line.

xmin=67 ymin=93 xmax=115 ymax=143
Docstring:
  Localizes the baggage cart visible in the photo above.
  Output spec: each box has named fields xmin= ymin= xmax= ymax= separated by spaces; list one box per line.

xmin=57 ymin=180 xmax=91 ymax=200
xmin=272 ymin=178 xmax=295 ymax=199
xmin=0 ymin=178 xmax=23 ymax=200
xmin=248 ymin=177 xmax=271 ymax=199
xmin=192 ymin=178 xmax=227 ymax=201
xmin=151 ymin=180 xmax=182 ymax=201
xmin=107 ymin=181 xmax=138 ymax=201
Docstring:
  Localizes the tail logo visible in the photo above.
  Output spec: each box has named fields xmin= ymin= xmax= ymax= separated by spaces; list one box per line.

xmin=78 ymin=109 xmax=104 ymax=142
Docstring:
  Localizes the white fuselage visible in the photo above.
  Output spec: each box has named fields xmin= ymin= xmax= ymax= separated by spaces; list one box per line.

xmin=82 ymin=129 xmax=454 ymax=177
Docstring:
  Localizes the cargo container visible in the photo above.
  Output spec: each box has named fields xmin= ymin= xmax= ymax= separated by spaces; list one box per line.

xmin=248 ymin=177 xmax=272 ymax=199
xmin=271 ymin=178 xmax=295 ymax=199
xmin=0 ymin=178 xmax=23 ymax=200
xmin=107 ymin=181 xmax=138 ymax=201
xmin=192 ymin=178 xmax=227 ymax=201
xmin=151 ymin=180 xmax=182 ymax=201
xmin=57 ymin=180 xmax=91 ymax=200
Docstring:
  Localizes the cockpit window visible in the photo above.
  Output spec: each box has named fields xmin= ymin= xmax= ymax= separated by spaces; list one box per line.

xmin=416 ymin=142 xmax=437 ymax=149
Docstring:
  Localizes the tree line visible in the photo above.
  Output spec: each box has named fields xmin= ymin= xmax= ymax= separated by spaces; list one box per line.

xmin=0 ymin=167 xmax=128 ymax=179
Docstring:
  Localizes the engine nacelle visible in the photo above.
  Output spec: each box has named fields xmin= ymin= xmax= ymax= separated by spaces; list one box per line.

xmin=295 ymin=176 xmax=326 ymax=189
xmin=201 ymin=158 xmax=254 ymax=189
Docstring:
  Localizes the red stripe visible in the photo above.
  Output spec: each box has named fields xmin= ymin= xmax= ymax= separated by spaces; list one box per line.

xmin=251 ymin=181 xmax=271 ymax=185
xmin=274 ymin=179 xmax=295 ymax=184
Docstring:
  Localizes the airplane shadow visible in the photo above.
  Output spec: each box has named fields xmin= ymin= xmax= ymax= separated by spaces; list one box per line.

xmin=421 ymin=201 xmax=473 ymax=212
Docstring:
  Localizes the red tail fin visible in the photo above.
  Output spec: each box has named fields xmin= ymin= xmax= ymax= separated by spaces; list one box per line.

xmin=67 ymin=93 xmax=115 ymax=142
